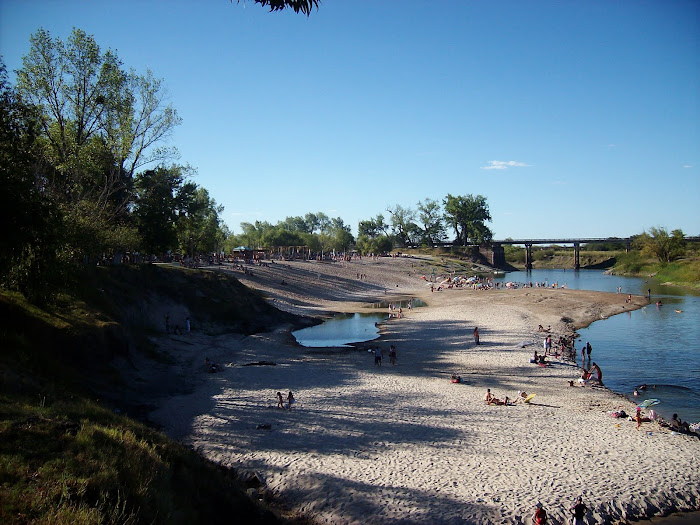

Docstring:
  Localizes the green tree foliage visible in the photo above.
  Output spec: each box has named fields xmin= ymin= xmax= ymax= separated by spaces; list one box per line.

xmin=176 ymin=187 xmax=225 ymax=255
xmin=636 ymin=227 xmax=686 ymax=263
xmin=443 ymin=194 xmax=492 ymax=245
xmin=328 ymin=217 xmax=354 ymax=253
xmin=358 ymin=214 xmax=390 ymax=238
xmin=356 ymin=214 xmax=392 ymax=255
xmin=416 ymin=198 xmax=446 ymax=246
xmin=386 ymin=204 xmax=417 ymax=247
xmin=16 ymin=28 xmax=181 ymax=260
xmin=133 ymin=165 xmax=193 ymax=254
xmin=0 ymin=61 xmax=64 ymax=302
xmin=356 ymin=234 xmax=393 ymax=255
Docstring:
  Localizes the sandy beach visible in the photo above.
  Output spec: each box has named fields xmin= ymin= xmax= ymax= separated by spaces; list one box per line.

xmin=149 ymin=256 xmax=699 ymax=524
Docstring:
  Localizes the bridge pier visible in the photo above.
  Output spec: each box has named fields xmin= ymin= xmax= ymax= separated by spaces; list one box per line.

xmin=574 ymin=242 xmax=580 ymax=270
xmin=491 ymin=243 xmax=505 ymax=268
xmin=525 ymin=243 xmax=533 ymax=270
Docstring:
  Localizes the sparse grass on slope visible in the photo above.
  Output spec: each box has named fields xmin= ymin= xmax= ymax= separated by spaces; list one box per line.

xmin=0 ymin=266 xmax=302 ymax=524
xmin=0 ymin=394 xmax=281 ymax=525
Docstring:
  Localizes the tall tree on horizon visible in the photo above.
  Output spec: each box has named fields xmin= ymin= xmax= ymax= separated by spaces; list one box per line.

xmin=416 ymin=198 xmax=446 ymax=246
xmin=443 ymin=194 xmax=492 ymax=246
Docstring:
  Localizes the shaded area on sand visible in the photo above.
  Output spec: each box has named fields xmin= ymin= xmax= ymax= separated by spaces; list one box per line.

xmin=149 ymin=258 xmax=698 ymax=524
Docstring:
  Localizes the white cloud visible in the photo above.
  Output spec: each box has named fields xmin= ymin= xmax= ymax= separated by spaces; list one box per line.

xmin=481 ymin=160 xmax=531 ymax=170
xmin=682 ymin=164 xmax=693 ymax=169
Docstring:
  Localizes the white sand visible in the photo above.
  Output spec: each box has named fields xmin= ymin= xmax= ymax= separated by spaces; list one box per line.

xmin=150 ymin=257 xmax=700 ymax=524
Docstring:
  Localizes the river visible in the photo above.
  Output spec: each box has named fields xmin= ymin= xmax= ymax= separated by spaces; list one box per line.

xmin=495 ymin=269 xmax=700 ymax=424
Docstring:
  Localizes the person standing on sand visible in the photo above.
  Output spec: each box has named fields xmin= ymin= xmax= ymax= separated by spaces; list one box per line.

xmin=591 ymin=362 xmax=603 ymax=384
xmin=287 ymin=391 xmax=295 ymax=410
xmin=374 ymin=347 xmax=382 ymax=366
xmin=474 ymin=327 xmax=480 ymax=345
xmin=569 ymin=496 xmax=587 ymax=525
xmin=532 ymin=502 xmax=547 ymax=524
xmin=389 ymin=345 xmax=397 ymax=365
xmin=276 ymin=391 xmax=285 ymax=409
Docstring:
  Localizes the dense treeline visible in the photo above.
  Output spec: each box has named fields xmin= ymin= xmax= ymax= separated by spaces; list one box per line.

xmin=1 ymin=27 xmax=496 ymax=304
xmin=1 ymin=29 xmax=228 ymax=302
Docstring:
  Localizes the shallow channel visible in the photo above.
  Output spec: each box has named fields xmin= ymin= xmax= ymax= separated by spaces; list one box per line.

xmin=292 ymin=312 xmax=387 ymax=348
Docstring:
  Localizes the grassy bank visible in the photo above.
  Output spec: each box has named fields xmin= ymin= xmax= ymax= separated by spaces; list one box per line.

xmin=609 ymin=252 xmax=700 ymax=290
xmin=0 ymin=266 xmax=306 ymax=524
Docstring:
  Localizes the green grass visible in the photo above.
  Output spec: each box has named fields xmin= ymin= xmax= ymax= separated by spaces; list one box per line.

xmin=0 ymin=395 xmax=281 ymax=524
xmin=603 ymin=251 xmax=700 ymax=290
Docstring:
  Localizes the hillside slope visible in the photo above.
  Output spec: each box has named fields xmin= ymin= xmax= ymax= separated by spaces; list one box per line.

xmin=0 ymin=264 xmax=310 ymax=525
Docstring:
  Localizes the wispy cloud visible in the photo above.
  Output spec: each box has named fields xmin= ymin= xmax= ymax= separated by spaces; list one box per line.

xmin=481 ymin=160 xmax=531 ymax=170
xmin=682 ymin=164 xmax=693 ymax=169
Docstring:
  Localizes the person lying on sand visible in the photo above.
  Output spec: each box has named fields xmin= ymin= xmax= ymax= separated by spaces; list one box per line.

xmin=484 ymin=388 xmax=511 ymax=405
xmin=513 ymin=391 xmax=529 ymax=403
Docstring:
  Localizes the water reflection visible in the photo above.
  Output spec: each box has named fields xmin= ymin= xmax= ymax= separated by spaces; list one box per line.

xmin=292 ymin=312 xmax=387 ymax=348
xmin=366 ymin=298 xmax=427 ymax=309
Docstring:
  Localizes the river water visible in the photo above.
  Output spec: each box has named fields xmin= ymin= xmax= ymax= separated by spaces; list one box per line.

xmin=495 ymin=270 xmax=700 ymax=424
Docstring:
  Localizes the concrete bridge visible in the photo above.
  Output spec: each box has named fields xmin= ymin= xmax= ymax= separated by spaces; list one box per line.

xmin=490 ymin=237 xmax=630 ymax=270
xmin=489 ymin=236 xmax=700 ymax=270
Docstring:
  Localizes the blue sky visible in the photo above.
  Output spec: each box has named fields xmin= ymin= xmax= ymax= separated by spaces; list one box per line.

xmin=1 ymin=0 xmax=698 ymax=239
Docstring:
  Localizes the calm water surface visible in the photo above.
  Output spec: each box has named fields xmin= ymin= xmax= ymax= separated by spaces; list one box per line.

xmin=496 ymin=270 xmax=700 ymax=424
xmin=292 ymin=313 xmax=386 ymax=348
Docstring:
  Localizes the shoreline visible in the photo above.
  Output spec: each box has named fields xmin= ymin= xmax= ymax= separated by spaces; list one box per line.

xmin=149 ymin=257 xmax=699 ymax=524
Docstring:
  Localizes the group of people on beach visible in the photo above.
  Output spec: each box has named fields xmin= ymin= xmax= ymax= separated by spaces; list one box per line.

xmin=484 ymin=388 xmax=530 ymax=406
xmin=276 ymin=391 xmax=295 ymax=410
xmin=372 ymin=345 xmax=398 ymax=366
xmin=531 ymin=497 xmax=588 ymax=524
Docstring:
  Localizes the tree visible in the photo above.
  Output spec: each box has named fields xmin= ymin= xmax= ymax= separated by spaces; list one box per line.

xmin=416 ymin=198 xmax=446 ymax=246
xmin=240 ymin=0 xmax=319 ymax=15
xmin=133 ymin=165 xmax=192 ymax=254
xmin=356 ymin=234 xmax=393 ymax=256
xmin=176 ymin=186 xmax=225 ymax=255
xmin=386 ymin=204 xmax=416 ymax=247
xmin=281 ymin=215 xmax=310 ymax=233
xmin=443 ymin=194 xmax=492 ymax=245
xmin=637 ymin=227 xmax=686 ymax=263
xmin=238 ymin=220 xmax=274 ymax=249
xmin=328 ymin=217 xmax=354 ymax=253
xmin=0 ymin=60 xmax=64 ymax=302
xmin=16 ymin=27 xmax=181 ymax=254
xmin=358 ymin=214 xmax=390 ymax=238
